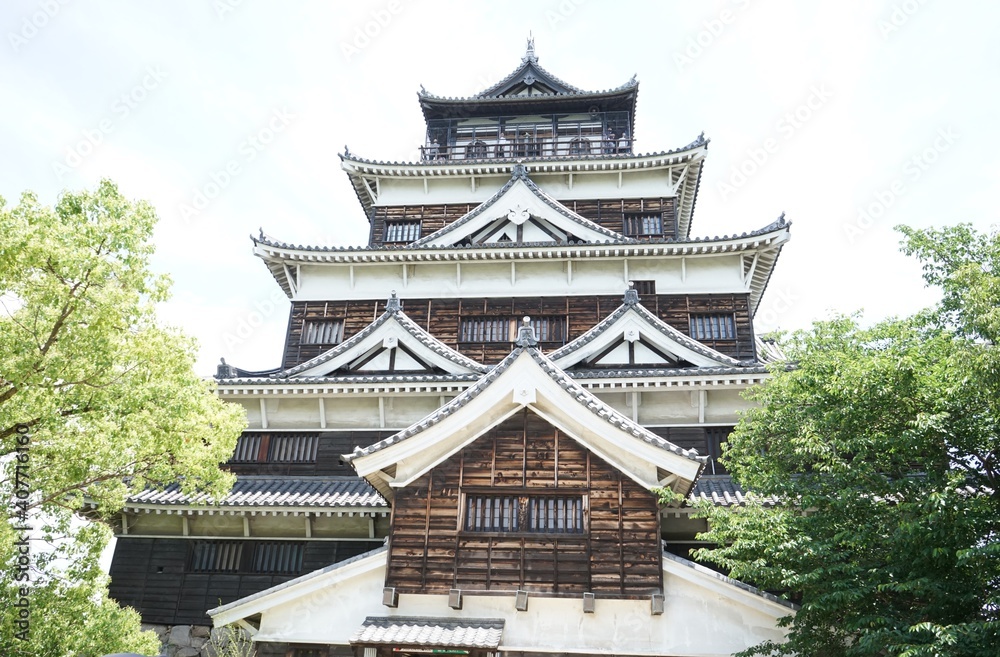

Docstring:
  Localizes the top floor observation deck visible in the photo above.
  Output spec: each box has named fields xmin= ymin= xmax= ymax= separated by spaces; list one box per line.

xmin=419 ymin=110 xmax=634 ymax=162
xmin=416 ymin=39 xmax=638 ymax=163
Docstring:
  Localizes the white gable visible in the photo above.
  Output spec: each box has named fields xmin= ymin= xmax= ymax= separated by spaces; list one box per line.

xmin=550 ymin=298 xmax=745 ymax=370
xmin=411 ymin=171 xmax=627 ymax=248
xmin=280 ymin=307 xmax=487 ymax=379
xmin=346 ymin=348 xmax=705 ymax=501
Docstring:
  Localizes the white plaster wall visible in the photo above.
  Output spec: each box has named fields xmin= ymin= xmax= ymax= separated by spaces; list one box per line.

xmin=704 ymin=389 xmax=750 ymax=424
xmin=371 ymin=167 xmax=683 ymax=207
xmin=263 ymin=398 xmax=323 ymax=429
xmin=323 ymin=397 xmax=382 ymax=429
xmin=290 ymin=254 xmax=746 ymax=302
xmin=636 ymin=391 xmax=701 ymax=425
xmin=253 ymin=561 xmax=788 ymax=657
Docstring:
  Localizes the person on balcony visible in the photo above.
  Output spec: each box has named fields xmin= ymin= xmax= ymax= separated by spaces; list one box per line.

xmin=426 ymin=139 xmax=440 ymax=160
xmin=618 ymin=130 xmax=631 ymax=154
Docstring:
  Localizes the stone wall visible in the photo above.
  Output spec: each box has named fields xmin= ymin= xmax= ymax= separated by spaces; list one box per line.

xmin=141 ymin=624 xmax=251 ymax=657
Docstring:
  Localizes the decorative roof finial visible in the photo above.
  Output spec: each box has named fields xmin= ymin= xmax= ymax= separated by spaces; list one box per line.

xmin=624 ymin=281 xmax=640 ymax=305
xmin=515 ymin=316 xmax=538 ymax=347
xmin=216 ymin=357 xmax=237 ymax=380
xmin=386 ymin=290 xmax=401 ymax=313
xmin=523 ymin=33 xmax=537 ymax=63
xmin=512 ymin=161 xmax=528 ymax=178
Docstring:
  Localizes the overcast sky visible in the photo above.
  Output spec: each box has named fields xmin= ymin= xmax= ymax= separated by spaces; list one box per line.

xmin=3 ymin=1 xmax=998 ymax=374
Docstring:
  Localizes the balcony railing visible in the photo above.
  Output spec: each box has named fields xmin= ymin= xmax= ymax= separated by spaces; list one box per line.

xmin=421 ymin=111 xmax=633 ymax=162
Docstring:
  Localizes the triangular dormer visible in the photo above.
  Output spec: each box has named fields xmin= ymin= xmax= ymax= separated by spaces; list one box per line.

xmin=548 ymin=287 xmax=749 ymax=370
xmin=476 ymin=37 xmax=581 ymax=98
xmin=409 ymin=164 xmax=628 ymax=247
xmin=275 ymin=293 xmax=487 ymax=379
xmin=345 ymin=323 xmax=706 ymax=503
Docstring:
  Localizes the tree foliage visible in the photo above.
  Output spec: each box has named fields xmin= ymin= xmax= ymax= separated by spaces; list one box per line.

xmin=692 ymin=225 xmax=1000 ymax=657
xmin=0 ymin=181 xmax=245 ymax=655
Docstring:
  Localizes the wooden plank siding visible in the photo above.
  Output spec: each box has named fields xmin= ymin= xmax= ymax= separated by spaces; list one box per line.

xmin=108 ymin=538 xmax=383 ymax=625
xmin=282 ymin=294 xmax=755 ymax=368
xmin=384 ymin=410 xmax=663 ymax=597
xmin=369 ymin=197 xmax=678 ymax=246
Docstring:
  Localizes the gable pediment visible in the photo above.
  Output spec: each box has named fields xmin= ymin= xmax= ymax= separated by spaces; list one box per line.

xmin=346 ymin=345 xmax=706 ymax=502
xmin=410 ymin=167 xmax=627 ymax=248
xmin=278 ymin=300 xmax=486 ymax=379
xmin=549 ymin=292 xmax=746 ymax=371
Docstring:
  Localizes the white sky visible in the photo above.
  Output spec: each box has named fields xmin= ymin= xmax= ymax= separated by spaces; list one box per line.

xmin=2 ymin=0 xmax=998 ymax=375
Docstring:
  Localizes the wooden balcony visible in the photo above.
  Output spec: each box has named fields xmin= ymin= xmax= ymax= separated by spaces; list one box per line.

xmin=421 ymin=111 xmax=633 ymax=161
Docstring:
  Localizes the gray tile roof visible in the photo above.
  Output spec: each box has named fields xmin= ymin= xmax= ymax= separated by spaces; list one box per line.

xmin=338 ymin=136 xmax=706 ymax=170
xmin=126 ymin=476 xmax=387 ymax=509
xmin=254 ymin=212 xmax=785 ymax=255
xmin=351 ymin=617 xmax=505 ymax=648
xmin=408 ymin=163 xmax=627 ymax=247
xmin=346 ymin=345 xmax=706 ymax=465
xmin=689 ymin=475 xmax=779 ymax=507
xmin=275 ymin=297 xmax=487 ymax=379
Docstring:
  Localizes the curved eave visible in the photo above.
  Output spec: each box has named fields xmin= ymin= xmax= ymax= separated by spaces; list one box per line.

xmin=417 ymin=85 xmax=638 ymax=121
xmin=254 ymin=217 xmax=789 ymax=304
xmin=213 ymin=367 xmax=771 ymax=397
xmin=120 ymin=503 xmax=389 ymax=516
xmin=339 ymin=140 xmax=707 ymax=218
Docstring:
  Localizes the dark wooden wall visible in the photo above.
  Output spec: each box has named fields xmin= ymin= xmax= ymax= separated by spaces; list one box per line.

xmin=649 ymin=426 xmax=733 ymax=475
xmin=369 ymin=197 xmax=678 ymax=246
xmin=108 ymin=538 xmax=382 ymax=625
xmin=283 ymin=294 xmax=755 ymax=368
xmin=225 ymin=430 xmax=396 ymax=476
xmin=384 ymin=410 xmax=663 ymax=597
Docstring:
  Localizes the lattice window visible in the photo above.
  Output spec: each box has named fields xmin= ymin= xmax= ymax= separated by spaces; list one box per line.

xmin=267 ymin=434 xmax=320 ymax=463
xmin=188 ymin=541 xmax=305 ymax=574
xmin=464 ymin=495 xmax=585 ymax=534
xmin=189 ymin=541 xmax=244 ymax=572
xmin=459 ymin=317 xmax=512 ymax=343
xmin=624 ymin=213 xmax=664 ymax=237
xmin=384 ymin=220 xmax=421 ymax=243
xmin=631 ymin=280 xmax=656 ymax=296
xmin=527 ymin=496 xmax=584 ymax=533
xmin=230 ymin=433 xmax=262 ymax=463
xmin=458 ymin=316 xmax=566 ymax=343
xmin=465 ymin=495 xmax=521 ymax=532
xmin=689 ymin=314 xmax=736 ymax=340
xmin=250 ymin=541 xmax=304 ymax=574
xmin=302 ymin=319 xmax=344 ymax=345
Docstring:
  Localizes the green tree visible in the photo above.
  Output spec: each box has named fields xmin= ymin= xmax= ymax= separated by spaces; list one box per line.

xmin=689 ymin=225 xmax=1000 ymax=657
xmin=0 ymin=181 xmax=245 ymax=656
